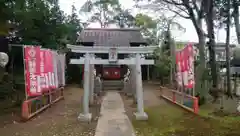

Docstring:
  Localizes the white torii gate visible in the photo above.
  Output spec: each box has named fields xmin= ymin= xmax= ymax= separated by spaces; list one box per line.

xmin=67 ymin=44 xmax=156 ymax=121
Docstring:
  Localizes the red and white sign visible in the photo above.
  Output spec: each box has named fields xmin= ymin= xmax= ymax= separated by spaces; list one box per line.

xmin=24 ymin=46 xmax=41 ymax=97
xmin=175 ymin=43 xmax=195 ymax=88
xmin=185 ymin=44 xmax=194 ymax=88
xmin=40 ymin=49 xmax=50 ymax=92
xmin=45 ymin=50 xmax=55 ymax=89
xmin=24 ymin=46 xmax=66 ymax=97
xmin=176 ymin=51 xmax=183 ymax=86
xmin=52 ymin=51 xmax=58 ymax=89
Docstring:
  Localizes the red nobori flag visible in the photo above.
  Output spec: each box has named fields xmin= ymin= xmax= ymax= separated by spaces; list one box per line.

xmin=24 ymin=46 xmax=41 ymax=97
xmin=40 ymin=49 xmax=49 ymax=92
xmin=45 ymin=50 xmax=56 ymax=89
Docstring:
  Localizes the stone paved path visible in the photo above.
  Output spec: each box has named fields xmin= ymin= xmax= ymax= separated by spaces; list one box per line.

xmin=94 ymin=91 xmax=135 ymax=136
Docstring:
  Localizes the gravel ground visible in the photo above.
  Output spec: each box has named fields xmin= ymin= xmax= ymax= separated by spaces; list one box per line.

xmin=0 ymin=85 xmax=101 ymax=136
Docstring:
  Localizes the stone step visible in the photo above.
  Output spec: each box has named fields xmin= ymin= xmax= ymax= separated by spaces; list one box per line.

xmin=102 ymin=80 xmax=124 ymax=91
xmin=103 ymin=80 xmax=123 ymax=84
xmin=103 ymin=87 xmax=122 ymax=91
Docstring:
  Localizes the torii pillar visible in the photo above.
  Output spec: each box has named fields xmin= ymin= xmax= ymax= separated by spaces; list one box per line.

xmin=134 ymin=53 xmax=148 ymax=120
xmin=78 ymin=53 xmax=92 ymax=122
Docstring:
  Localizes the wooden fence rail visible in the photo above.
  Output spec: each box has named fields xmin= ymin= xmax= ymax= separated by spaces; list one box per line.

xmin=21 ymin=87 xmax=64 ymax=120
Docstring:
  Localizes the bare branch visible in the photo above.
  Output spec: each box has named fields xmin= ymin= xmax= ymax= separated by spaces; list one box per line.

xmin=171 ymin=4 xmax=189 ymax=15
xmin=161 ymin=0 xmax=184 ymax=6
xmin=167 ymin=6 xmax=191 ymax=19
xmin=192 ymin=0 xmax=200 ymax=13
xmin=159 ymin=0 xmax=190 ymax=18
xmin=198 ymin=0 xmax=205 ymax=19
xmin=182 ymin=0 xmax=203 ymax=35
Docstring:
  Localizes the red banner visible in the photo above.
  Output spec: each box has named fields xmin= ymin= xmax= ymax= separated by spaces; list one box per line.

xmin=39 ymin=49 xmax=48 ymax=92
xmin=176 ymin=51 xmax=182 ymax=86
xmin=51 ymin=51 xmax=58 ymax=89
xmin=24 ymin=46 xmax=66 ymax=97
xmin=175 ymin=43 xmax=195 ymax=88
xmin=43 ymin=50 xmax=49 ymax=90
xmin=24 ymin=46 xmax=41 ymax=97
xmin=185 ymin=44 xmax=194 ymax=88
xmin=45 ymin=50 xmax=55 ymax=89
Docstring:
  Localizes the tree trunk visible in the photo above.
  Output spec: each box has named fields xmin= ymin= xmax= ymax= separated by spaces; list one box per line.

xmin=102 ymin=10 xmax=107 ymax=28
xmin=168 ymin=24 xmax=175 ymax=86
xmin=233 ymin=0 xmax=240 ymax=44
xmin=99 ymin=7 xmax=104 ymax=28
xmin=225 ymin=0 xmax=232 ymax=97
xmin=206 ymin=0 xmax=218 ymax=88
xmin=196 ymin=34 xmax=207 ymax=98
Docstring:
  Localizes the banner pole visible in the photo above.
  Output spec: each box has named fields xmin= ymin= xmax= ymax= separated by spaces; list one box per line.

xmin=22 ymin=45 xmax=28 ymax=100
xmin=191 ymin=44 xmax=195 ymax=97
xmin=181 ymin=72 xmax=185 ymax=104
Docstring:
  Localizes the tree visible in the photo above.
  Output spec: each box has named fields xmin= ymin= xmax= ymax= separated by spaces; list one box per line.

xmin=7 ymin=0 xmax=69 ymax=48
xmin=233 ymin=0 xmax=240 ymax=43
xmin=65 ymin=5 xmax=82 ymax=44
xmin=0 ymin=0 xmax=83 ymax=102
xmin=134 ymin=13 xmax=158 ymax=44
xmin=225 ymin=0 xmax=232 ymax=97
xmin=205 ymin=0 xmax=218 ymax=89
xmin=215 ymin=0 xmax=238 ymax=97
xmin=114 ymin=9 xmax=135 ymax=28
xmin=216 ymin=0 xmax=233 ymax=97
xmin=80 ymin=0 xmax=122 ymax=28
xmin=154 ymin=48 xmax=171 ymax=84
xmin=135 ymin=0 xmax=215 ymax=100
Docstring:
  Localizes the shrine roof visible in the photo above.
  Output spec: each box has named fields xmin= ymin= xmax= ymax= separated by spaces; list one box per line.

xmin=77 ymin=28 xmax=146 ymax=46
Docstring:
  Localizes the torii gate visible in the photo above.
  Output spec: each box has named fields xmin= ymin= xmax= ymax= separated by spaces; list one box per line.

xmin=67 ymin=44 xmax=157 ymax=121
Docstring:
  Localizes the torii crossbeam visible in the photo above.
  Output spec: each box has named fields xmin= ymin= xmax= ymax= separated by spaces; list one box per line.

xmin=67 ymin=44 xmax=157 ymax=121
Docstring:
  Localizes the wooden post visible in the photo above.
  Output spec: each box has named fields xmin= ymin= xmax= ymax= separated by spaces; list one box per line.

xmin=172 ymin=92 xmax=176 ymax=103
xmin=147 ymin=65 xmax=150 ymax=81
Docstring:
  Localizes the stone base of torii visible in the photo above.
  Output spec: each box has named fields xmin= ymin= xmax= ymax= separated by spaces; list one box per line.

xmin=67 ymin=45 xmax=156 ymax=122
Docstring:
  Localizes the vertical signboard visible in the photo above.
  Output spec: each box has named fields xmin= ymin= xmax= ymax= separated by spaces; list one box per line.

xmin=185 ymin=44 xmax=195 ymax=88
xmin=56 ymin=53 xmax=65 ymax=87
xmin=52 ymin=51 xmax=58 ymax=88
xmin=45 ymin=50 xmax=54 ymax=89
xmin=24 ymin=46 xmax=41 ymax=97
xmin=49 ymin=50 xmax=55 ymax=89
xmin=43 ymin=50 xmax=49 ymax=90
xmin=109 ymin=48 xmax=117 ymax=63
xmin=40 ymin=49 xmax=47 ymax=92
xmin=176 ymin=51 xmax=182 ymax=86
xmin=175 ymin=43 xmax=195 ymax=89
xmin=24 ymin=46 xmax=66 ymax=96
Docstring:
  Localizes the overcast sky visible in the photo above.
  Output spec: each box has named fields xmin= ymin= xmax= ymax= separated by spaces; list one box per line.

xmin=59 ymin=0 xmax=238 ymax=44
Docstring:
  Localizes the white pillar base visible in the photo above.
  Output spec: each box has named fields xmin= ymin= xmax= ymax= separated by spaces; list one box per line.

xmin=78 ymin=113 xmax=92 ymax=122
xmin=134 ymin=112 xmax=148 ymax=120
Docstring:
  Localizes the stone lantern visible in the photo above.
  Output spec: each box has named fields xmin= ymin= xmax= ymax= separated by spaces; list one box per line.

xmin=0 ymin=52 xmax=9 ymax=68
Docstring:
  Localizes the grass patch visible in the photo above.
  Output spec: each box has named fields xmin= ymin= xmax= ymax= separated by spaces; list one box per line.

xmin=199 ymin=105 xmax=240 ymax=123
xmin=132 ymin=105 xmax=240 ymax=136
xmin=132 ymin=105 xmax=185 ymax=136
